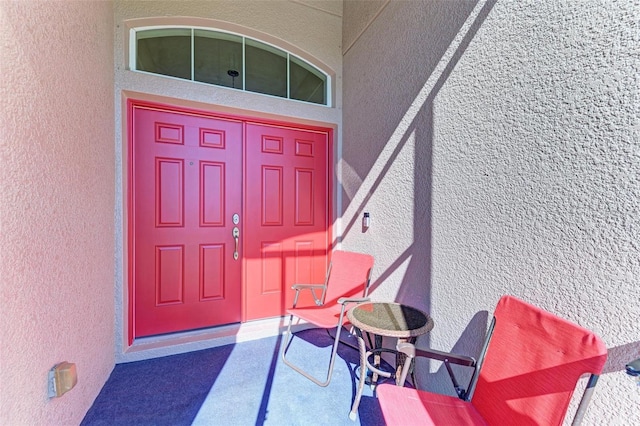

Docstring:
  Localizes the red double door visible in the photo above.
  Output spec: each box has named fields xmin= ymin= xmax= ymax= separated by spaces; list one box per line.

xmin=130 ymin=101 xmax=331 ymax=338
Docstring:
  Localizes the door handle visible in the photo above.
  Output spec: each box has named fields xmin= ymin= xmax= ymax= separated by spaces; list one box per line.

xmin=232 ymin=226 xmax=240 ymax=260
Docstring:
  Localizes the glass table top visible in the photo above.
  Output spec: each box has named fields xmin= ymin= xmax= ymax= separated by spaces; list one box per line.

xmin=348 ymin=302 xmax=434 ymax=338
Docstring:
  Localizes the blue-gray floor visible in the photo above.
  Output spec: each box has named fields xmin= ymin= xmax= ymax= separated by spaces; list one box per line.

xmin=82 ymin=328 xmax=386 ymax=426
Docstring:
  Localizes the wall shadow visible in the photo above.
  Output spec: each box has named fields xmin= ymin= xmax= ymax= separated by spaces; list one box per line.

xmin=603 ymin=340 xmax=640 ymax=374
xmin=341 ymin=0 xmax=497 ymax=370
xmin=413 ymin=310 xmax=489 ymax=396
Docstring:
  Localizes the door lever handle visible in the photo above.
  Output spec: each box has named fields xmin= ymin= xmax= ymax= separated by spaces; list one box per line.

xmin=232 ymin=227 xmax=240 ymax=260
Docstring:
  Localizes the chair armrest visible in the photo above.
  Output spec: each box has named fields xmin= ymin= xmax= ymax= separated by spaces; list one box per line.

xmin=290 ymin=284 xmax=326 ymax=306
xmin=396 ymin=342 xmax=477 ymax=399
xmin=337 ymin=296 xmax=370 ymax=305
xmin=397 ymin=342 xmax=476 ymax=367
xmin=291 ymin=284 xmax=325 ymax=290
xmin=627 ymin=357 xmax=640 ymax=377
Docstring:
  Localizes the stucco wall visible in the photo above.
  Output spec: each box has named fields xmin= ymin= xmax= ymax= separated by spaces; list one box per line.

xmin=0 ymin=1 xmax=115 ymax=425
xmin=342 ymin=0 xmax=639 ymax=424
xmin=113 ymin=0 xmax=343 ymax=360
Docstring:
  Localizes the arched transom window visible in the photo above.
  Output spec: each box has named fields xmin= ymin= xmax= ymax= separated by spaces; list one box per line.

xmin=130 ymin=27 xmax=330 ymax=106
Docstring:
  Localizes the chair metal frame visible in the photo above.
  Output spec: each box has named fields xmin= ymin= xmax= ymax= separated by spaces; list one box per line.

xmin=281 ymin=250 xmax=374 ymax=387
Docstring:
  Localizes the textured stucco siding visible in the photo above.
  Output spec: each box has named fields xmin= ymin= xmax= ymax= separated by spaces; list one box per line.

xmin=114 ymin=0 xmax=343 ymax=360
xmin=343 ymin=0 xmax=639 ymax=424
xmin=0 ymin=1 xmax=116 ymax=425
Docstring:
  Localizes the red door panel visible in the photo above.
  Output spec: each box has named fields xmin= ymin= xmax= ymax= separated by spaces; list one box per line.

xmin=129 ymin=101 xmax=333 ymax=339
xmin=244 ymin=123 xmax=331 ymax=320
xmin=132 ymin=105 xmax=243 ymax=338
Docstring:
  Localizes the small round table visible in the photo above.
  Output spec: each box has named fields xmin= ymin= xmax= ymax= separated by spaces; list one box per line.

xmin=347 ymin=302 xmax=434 ymax=420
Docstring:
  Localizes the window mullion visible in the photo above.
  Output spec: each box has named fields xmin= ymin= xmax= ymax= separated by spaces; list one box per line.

xmin=286 ymin=53 xmax=290 ymax=100
xmin=191 ymin=29 xmax=194 ymax=81
xmin=242 ymin=37 xmax=246 ymax=92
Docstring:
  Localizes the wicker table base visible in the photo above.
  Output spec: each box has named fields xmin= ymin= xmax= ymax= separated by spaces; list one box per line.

xmin=347 ymin=302 xmax=434 ymax=421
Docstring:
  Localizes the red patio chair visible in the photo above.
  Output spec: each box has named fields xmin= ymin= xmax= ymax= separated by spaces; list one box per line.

xmin=377 ymin=295 xmax=607 ymax=425
xmin=281 ymin=250 xmax=374 ymax=386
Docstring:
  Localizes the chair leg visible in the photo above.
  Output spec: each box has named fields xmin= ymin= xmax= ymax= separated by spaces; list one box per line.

xmin=281 ymin=315 xmax=342 ymax=387
xmin=349 ymin=328 xmax=368 ymax=421
xmin=280 ymin=314 xmax=296 ymax=362
xmin=572 ymin=374 xmax=599 ymax=426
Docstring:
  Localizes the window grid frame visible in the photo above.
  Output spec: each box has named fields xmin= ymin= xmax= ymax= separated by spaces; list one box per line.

xmin=130 ymin=26 xmax=329 ymax=107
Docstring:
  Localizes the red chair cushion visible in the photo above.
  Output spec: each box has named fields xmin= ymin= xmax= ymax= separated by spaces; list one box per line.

xmin=286 ymin=304 xmax=348 ymax=329
xmin=376 ymin=295 xmax=607 ymax=426
xmin=377 ymin=384 xmax=487 ymax=426
xmin=287 ymin=250 xmax=374 ymax=329
xmin=472 ymin=295 xmax=608 ymax=425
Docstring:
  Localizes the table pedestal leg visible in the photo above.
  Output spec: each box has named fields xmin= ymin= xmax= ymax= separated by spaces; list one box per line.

xmin=372 ymin=334 xmax=382 ymax=387
xmin=395 ymin=337 xmax=417 ymax=385
xmin=395 ymin=338 xmax=407 ymax=385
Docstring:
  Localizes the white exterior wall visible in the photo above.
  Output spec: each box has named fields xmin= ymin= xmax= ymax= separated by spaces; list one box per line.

xmin=342 ymin=0 xmax=639 ymax=424
xmin=113 ymin=1 xmax=344 ymax=361
xmin=0 ymin=1 xmax=115 ymax=425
